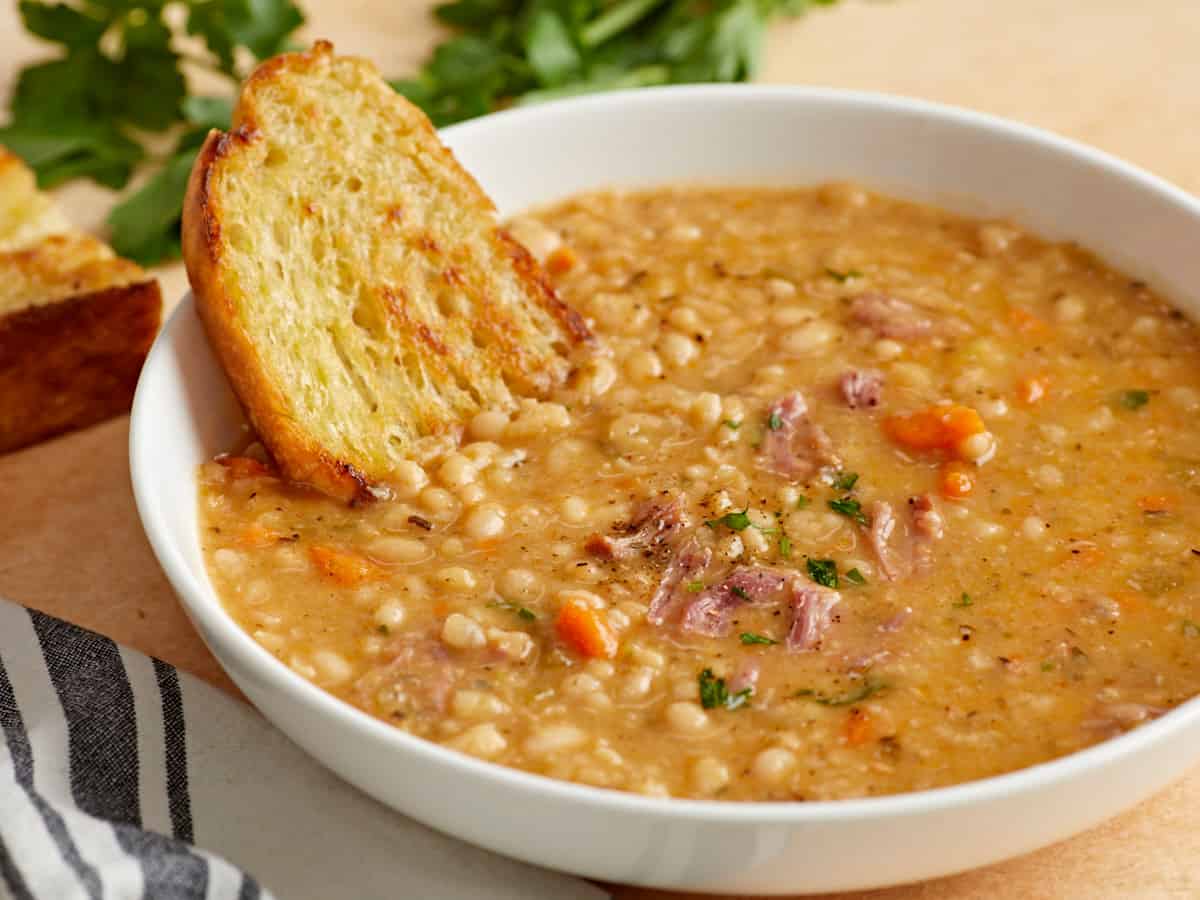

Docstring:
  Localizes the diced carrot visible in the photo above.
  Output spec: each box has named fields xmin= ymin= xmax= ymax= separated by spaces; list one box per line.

xmin=1137 ymin=494 xmax=1175 ymax=513
xmin=238 ymin=524 xmax=281 ymax=548
xmin=217 ymin=455 xmax=274 ymax=479
xmin=844 ymin=708 xmax=874 ymax=746
xmin=883 ymin=404 xmax=985 ymax=452
xmin=1008 ymin=306 xmax=1050 ymax=334
xmin=307 ymin=544 xmax=377 ymax=585
xmin=939 ymin=462 xmax=975 ymax=499
xmin=1016 ymin=374 xmax=1050 ymax=405
xmin=545 ymin=246 xmax=578 ymax=276
xmin=555 ymin=597 xmax=618 ymax=659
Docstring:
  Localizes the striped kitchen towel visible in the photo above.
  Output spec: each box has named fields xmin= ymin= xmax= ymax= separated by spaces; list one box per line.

xmin=0 ymin=600 xmax=606 ymax=900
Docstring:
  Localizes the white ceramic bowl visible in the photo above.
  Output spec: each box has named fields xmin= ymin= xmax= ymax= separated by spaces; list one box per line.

xmin=130 ymin=86 xmax=1200 ymax=894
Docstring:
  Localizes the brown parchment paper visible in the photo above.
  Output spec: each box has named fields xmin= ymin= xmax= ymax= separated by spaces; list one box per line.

xmin=2 ymin=1 xmax=1199 ymax=896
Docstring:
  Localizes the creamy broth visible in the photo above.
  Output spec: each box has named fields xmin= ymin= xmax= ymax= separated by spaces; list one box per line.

xmin=200 ymin=184 xmax=1200 ymax=800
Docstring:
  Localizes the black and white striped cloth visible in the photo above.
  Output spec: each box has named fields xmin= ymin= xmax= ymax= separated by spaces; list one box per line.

xmin=0 ymin=600 xmax=605 ymax=900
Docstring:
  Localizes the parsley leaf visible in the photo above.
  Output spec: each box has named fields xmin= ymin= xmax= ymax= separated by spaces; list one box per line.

xmin=767 ymin=410 xmax=783 ymax=431
xmin=1117 ymin=389 xmax=1151 ymax=410
xmin=795 ymin=495 xmax=810 ymax=509
xmin=795 ymin=677 xmax=885 ymax=706
xmin=706 ymin=509 xmax=752 ymax=531
xmin=779 ymin=535 xmax=792 ymax=558
xmin=731 ymin=585 xmax=750 ymax=601
xmin=828 ymin=496 xmax=869 ymax=526
xmin=488 ymin=599 xmax=537 ymax=621
xmin=806 ymin=558 xmax=838 ymax=588
xmin=723 ymin=419 xmax=742 ymax=430
xmin=953 ymin=592 xmax=973 ymax=608
xmin=825 ymin=267 xmax=862 ymax=283
xmin=844 ymin=567 xmax=866 ymax=585
xmin=699 ymin=667 xmax=752 ymax=710
xmin=740 ymin=632 xmax=777 ymax=645
xmin=832 ymin=471 xmax=859 ymax=491
xmin=686 ymin=580 xmax=705 ymax=593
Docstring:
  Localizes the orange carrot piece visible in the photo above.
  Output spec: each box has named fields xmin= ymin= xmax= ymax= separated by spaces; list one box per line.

xmin=308 ymin=544 xmax=377 ymax=586
xmin=883 ymin=405 xmax=985 ymax=452
xmin=844 ymin=708 xmax=874 ymax=746
xmin=1016 ymin=374 xmax=1050 ymax=405
xmin=217 ymin=455 xmax=274 ymax=479
xmin=939 ymin=462 xmax=975 ymax=499
xmin=1138 ymin=494 xmax=1175 ymax=513
xmin=545 ymin=246 xmax=578 ymax=276
xmin=1008 ymin=306 xmax=1050 ymax=334
xmin=555 ymin=597 xmax=618 ymax=659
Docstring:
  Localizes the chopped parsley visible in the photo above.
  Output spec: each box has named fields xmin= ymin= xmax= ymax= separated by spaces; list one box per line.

xmin=844 ymin=568 xmax=867 ymax=586
xmin=740 ymin=632 xmax=777 ymax=646
xmin=796 ymin=495 xmax=811 ymax=509
xmin=1117 ymin=389 xmax=1151 ymax=410
xmin=828 ymin=496 xmax=869 ymax=526
xmin=832 ymin=471 xmax=859 ymax=491
xmin=767 ymin=410 xmax=783 ymax=431
xmin=806 ymin=558 xmax=839 ymax=589
xmin=795 ymin=677 xmax=885 ymax=706
xmin=706 ymin=509 xmax=752 ymax=531
xmin=825 ymin=267 xmax=862 ymax=283
xmin=731 ymin=585 xmax=751 ymax=601
xmin=953 ymin=592 xmax=973 ymax=608
xmin=699 ymin=668 xmax=753 ymax=710
xmin=686 ymin=580 xmax=705 ymax=593
xmin=1040 ymin=660 xmax=1056 ymax=672
xmin=779 ymin=535 xmax=793 ymax=558
xmin=1183 ymin=620 xmax=1200 ymax=638
xmin=488 ymin=599 xmax=536 ymax=621
xmin=723 ymin=419 xmax=742 ymax=430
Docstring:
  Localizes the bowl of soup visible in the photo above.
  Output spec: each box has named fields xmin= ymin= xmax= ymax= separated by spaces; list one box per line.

xmin=130 ymin=85 xmax=1200 ymax=893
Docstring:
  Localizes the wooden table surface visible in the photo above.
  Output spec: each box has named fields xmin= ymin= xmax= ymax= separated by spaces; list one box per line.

xmin=3 ymin=1 xmax=1200 ymax=896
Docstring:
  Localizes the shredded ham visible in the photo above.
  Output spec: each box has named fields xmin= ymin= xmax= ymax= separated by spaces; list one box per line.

xmin=909 ymin=494 xmax=944 ymax=574
xmin=681 ymin=566 xmax=789 ymax=637
xmin=586 ymin=495 xmax=686 ymax=560
xmin=787 ymin=580 xmax=840 ymax=651
xmin=354 ymin=636 xmax=457 ymax=715
xmin=865 ymin=500 xmax=905 ymax=581
xmin=761 ymin=392 xmax=840 ymax=480
xmin=646 ymin=539 xmax=712 ymax=626
xmin=849 ymin=292 xmax=966 ymax=341
xmin=728 ymin=661 xmax=761 ymax=696
xmin=839 ymin=369 xmax=884 ymax=409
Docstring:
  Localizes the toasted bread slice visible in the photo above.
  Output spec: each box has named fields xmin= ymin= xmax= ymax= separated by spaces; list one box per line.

xmin=182 ymin=41 xmax=590 ymax=503
xmin=0 ymin=147 xmax=162 ymax=454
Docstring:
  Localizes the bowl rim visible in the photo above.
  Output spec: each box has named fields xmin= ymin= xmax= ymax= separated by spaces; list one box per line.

xmin=132 ymin=82 xmax=1200 ymax=826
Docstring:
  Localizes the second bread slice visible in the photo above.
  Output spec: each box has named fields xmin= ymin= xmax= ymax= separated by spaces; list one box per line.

xmin=183 ymin=41 xmax=590 ymax=503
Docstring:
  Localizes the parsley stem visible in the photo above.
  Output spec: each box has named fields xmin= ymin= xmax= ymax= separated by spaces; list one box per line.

xmin=580 ymin=0 xmax=667 ymax=48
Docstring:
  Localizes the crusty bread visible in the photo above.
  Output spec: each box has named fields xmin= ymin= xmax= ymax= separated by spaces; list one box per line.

xmin=182 ymin=41 xmax=590 ymax=503
xmin=0 ymin=148 xmax=162 ymax=454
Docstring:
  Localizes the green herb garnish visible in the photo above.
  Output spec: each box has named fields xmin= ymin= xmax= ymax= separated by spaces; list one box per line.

xmin=828 ymin=497 xmax=869 ymax=526
xmin=740 ymin=632 xmax=777 ymax=646
xmin=723 ymin=419 xmax=742 ymax=430
xmin=489 ymin=599 xmax=537 ymax=621
xmin=953 ymin=592 xmax=973 ymax=608
xmin=1117 ymin=389 xmax=1151 ymax=410
xmin=706 ymin=509 xmax=752 ymax=531
xmin=806 ymin=558 xmax=838 ymax=589
xmin=779 ymin=535 xmax=793 ymax=558
xmin=844 ymin=568 xmax=867 ymax=585
xmin=686 ymin=581 xmax=705 ymax=593
xmin=767 ymin=411 xmax=783 ymax=431
xmin=825 ymin=267 xmax=862 ymax=283
xmin=1040 ymin=660 xmax=1056 ymax=672
xmin=832 ymin=471 xmax=859 ymax=491
xmin=731 ymin=585 xmax=751 ymax=601
xmin=795 ymin=677 xmax=885 ymax=706
xmin=795 ymin=495 xmax=811 ymax=509
xmin=699 ymin=667 xmax=752 ymax=710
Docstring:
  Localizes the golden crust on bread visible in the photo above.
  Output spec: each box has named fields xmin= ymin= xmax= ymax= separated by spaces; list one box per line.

xmin=182 ymin=41 xmax=591 ymax=503
xmin=0 ymin=147 xmax=162 ymax=454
